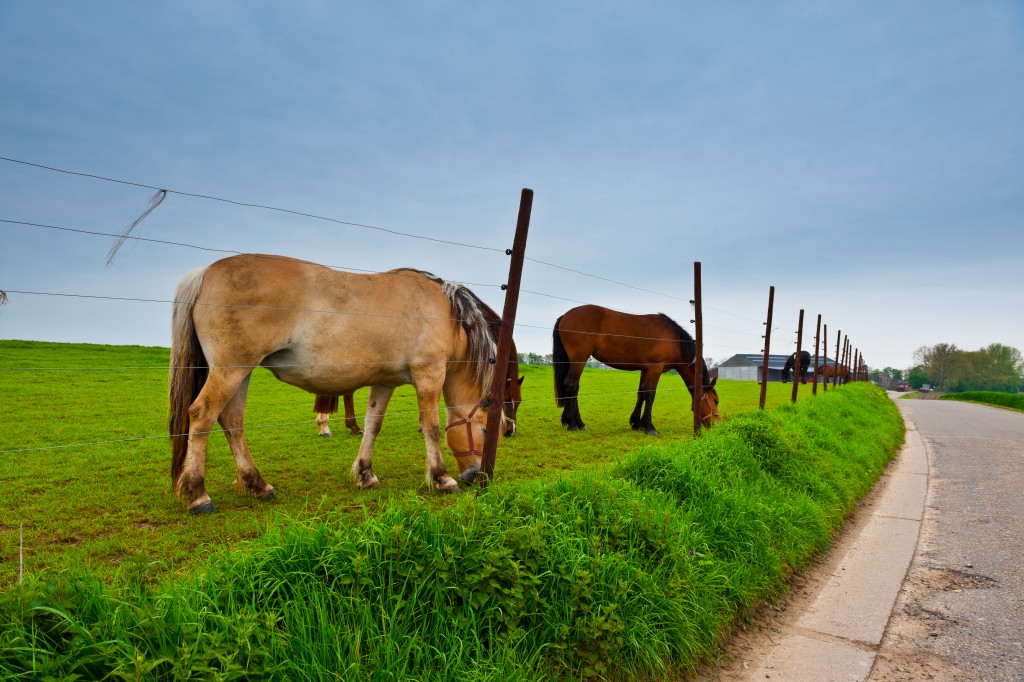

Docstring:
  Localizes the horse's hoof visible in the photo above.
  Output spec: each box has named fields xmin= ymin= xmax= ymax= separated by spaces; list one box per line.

xmin=189 ymin=500 xmax=216 ymax=515
xmin=439 ymin=484 xmax=463 ymax=495
xmin=318 ymin=431 xmax=333 ymax=438
xmin=645 ymin=428 xmax=659 ymax=437
xmin=356 ymin=474 xmax=381 ymax=489
xmin=258 ymin=489 xmax=278 ymax=501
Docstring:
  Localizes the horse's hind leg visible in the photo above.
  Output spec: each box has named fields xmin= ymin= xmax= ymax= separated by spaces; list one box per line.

xmin=629 ymin=375 xmax=645 ymax=430
xmin=560 ymin=362 xmax=587 ymax=431
xmin=350 ymin=385 xmax=395 ymax=489
xmin=316 ymin=411 xmax=332 ymax=437
xmin=634 ymin=371 xmax=660 ymax=436
xmin=343 ymin=393 xmax=363 ymax=435
xmin=219 ymin=374 xmax=276 ymax=502
xmin=176 ymin=367 xmax=251 ymax=514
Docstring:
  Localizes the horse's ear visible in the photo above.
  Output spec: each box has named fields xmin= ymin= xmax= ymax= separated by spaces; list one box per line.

xmin=709 ymin=377 xmax=717 ymax=388
xmin=518 ymin=375 xmax=525 ymax=386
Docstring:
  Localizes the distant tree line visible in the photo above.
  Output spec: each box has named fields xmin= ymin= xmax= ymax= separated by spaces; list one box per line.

xmin=517 ymin=352 xmax=606 ymax=369
xmin=882 ymin=343 xmax=1024 ymax=393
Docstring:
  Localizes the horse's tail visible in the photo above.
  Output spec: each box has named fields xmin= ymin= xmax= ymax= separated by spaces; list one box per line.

xmin=552 ymin=315 xmax=571 ymax=405
xmin=313 ymin=395 xmax=340 ymax=414
xmin=169 ymin=267 xmax=209 ymax=489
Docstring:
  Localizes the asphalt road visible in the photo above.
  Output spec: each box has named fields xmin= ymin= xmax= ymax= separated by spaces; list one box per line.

xmin=870 ymin=397 xmax=1024 ymax=681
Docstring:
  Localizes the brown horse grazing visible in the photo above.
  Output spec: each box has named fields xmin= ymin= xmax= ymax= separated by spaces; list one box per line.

xmin=815 ymin=363 xmax=850 ymax=385
xmin=313 ymin=393 xmax=363 ymax=437
xmin=169 ymin=254 xmax=508 ymax=514
xmin=552 ymin=305 xmax=720 ymax=436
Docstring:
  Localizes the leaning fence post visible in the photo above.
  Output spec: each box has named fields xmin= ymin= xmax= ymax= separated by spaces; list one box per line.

xmin=759 ymin=286 xmax=775 ymax=410
xmin=834 ymin=330 xmax=842 ymax=387
xmin=812 ymin=314 xmax=822 ymax=396
xmin=791 ymin=309 xmax=804 ymax=403
xmin=821 ymin=322 xmax=828 ymax=393
xmin=692 ymin=261 xmax=704 ymax=436
xmin=480 ymin=188 xmax=533 ymax=487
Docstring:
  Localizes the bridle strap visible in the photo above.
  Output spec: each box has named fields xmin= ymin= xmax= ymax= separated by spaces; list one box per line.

xmin=700 ymin=392 xmax=720 ymax=423
xmin=445 ymin=403 xmax=483 ymax=459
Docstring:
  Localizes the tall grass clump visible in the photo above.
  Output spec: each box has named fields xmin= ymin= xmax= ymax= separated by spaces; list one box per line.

xmin=940 ymin=390 xmax=1024 ymax=411
xmin=0 ymin=383 xmax=904 ymax=680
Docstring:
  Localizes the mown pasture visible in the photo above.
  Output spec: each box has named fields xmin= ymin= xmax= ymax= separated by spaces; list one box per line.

xmin=1 ymin=340 xmax=905 ymax=680
xmin=2 ymin=339 xmax=808 ymax=586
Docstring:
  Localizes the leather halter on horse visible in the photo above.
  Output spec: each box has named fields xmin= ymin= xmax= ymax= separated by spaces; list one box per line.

xmin=698 ymin=390 xmax=720 ymax=424
xmin=445 ymin=401 xmax=489 ymax=459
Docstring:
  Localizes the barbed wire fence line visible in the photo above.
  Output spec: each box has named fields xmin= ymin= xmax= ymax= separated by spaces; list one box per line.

xmin=1 ymin=155 xmax=867 ymax=467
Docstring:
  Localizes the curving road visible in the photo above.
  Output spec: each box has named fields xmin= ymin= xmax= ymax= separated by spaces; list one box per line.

xmin=709 ymin=394 xmax=1024 ymax=681
xmin=870 ymin=397 xmax=1024 ymax=681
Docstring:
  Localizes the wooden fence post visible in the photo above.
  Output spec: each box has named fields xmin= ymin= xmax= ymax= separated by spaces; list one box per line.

xmin=834 ymin=330 xmax=842 ymax=387
xmin=759 ymin=286 xmax=774 ymax=410
xmin=812 ymin=314 xmax=822 ymax=396
xmin=821 ymin=322 xmax=828 ymax=393
xmin=480 ymin=188 xmax=533 ymax=487
xmin=791 ymin=309 xmax=804 ymax=403
xmin=692 ymin=262 xmax=704 ymax=436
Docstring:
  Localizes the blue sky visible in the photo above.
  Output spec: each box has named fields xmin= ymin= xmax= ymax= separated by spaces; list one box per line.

xmin=2 ymin=1 xmax=1022 ymax=371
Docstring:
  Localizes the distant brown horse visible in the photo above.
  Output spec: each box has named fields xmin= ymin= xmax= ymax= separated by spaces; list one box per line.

xmin=816 ymin=363 xmax=850 ymax=385
xmin=169 ymin=254 xmax=509 ymax=514
xmin=552 ymin=305 xmax=719 ymax=436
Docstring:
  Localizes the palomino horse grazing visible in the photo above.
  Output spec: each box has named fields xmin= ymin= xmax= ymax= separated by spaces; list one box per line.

xmin=552 ymin=305 xmax=720 ymax=436
xmin=781 ymin=350 xmax=811 ymax=383
xmin=169 ymin=254 xmax=508 ymax=514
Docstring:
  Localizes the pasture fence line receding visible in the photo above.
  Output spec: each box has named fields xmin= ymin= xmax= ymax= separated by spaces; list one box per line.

xmin=2 ymin=155 xmax=872 ymax=485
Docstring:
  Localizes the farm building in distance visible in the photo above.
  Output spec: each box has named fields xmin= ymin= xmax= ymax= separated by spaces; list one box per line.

xmin=716 ymin=353 xmax=839 ymax=382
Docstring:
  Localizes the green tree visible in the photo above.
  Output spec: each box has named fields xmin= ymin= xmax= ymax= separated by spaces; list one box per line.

xmin=907 ymin=365 xmax=928 ymax=389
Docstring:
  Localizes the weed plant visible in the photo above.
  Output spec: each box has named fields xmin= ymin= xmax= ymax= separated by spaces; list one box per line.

xmin=1 ymin=340 xmax=904 ymax=681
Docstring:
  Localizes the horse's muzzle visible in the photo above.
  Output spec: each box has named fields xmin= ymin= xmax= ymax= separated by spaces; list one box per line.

xmin=459 ymin=464 xmax=481 ymax=485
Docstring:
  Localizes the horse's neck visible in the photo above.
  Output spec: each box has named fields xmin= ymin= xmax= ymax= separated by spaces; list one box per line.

xmin=443 ymin=364 xmax=486 ymax=419
xmin=675 ymin=362 xmax=699 ymax=393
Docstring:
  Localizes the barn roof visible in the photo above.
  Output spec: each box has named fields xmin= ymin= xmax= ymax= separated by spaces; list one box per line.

xmin=718 ymin=353 xmax=838 ymax=370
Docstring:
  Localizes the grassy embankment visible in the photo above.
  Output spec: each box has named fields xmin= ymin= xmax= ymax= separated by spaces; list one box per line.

xmin=1 ymin=340 xmax=904 ymax=679
xmin=939 ymin=390 xmax=1024 ymax=412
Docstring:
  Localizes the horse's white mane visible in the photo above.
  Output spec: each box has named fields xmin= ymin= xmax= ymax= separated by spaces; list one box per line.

xmin=441 ymin=279 xmax=498 ymax=396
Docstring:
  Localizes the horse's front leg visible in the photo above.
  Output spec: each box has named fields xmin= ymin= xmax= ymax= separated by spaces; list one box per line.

xmin=350 ymin=385 xmax=395 ymax=489
xmin=413 ymin=370 xmax=461 ymax=493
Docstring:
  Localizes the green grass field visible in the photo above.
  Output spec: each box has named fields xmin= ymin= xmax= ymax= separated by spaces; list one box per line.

xmin=1 ymin=339 xmax=819 ymax=586
xmin=1 ymin=340 xmax=904 ymax=680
